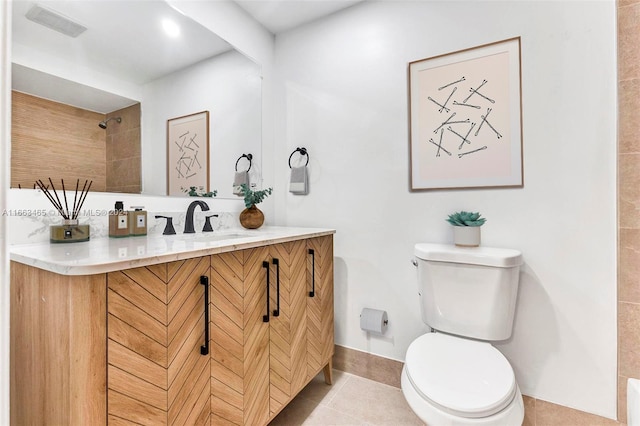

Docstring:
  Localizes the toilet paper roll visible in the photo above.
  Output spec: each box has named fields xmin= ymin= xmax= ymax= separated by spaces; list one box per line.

xmin=360 ymin=308 xmax=388 ymax=335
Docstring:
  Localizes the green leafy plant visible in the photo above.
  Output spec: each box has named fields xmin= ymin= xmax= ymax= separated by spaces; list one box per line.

xmin=446 ymin=211 xmax=486 ymax=227
xmin=240 ymin=184 xmax=273 ymax=209
xmin=183 ymin=186 xmax=217 ymax=198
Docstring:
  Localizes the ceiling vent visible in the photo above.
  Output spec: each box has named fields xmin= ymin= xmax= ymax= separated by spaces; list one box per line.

xmin=25 ymin=4 xmax=87 ymax=38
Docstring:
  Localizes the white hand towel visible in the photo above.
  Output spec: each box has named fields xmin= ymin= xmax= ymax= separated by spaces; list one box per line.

xmin=289 ymin=166 xmax=308 ymax=195
xmin=233 ymin=171 xmax=249 ymax=196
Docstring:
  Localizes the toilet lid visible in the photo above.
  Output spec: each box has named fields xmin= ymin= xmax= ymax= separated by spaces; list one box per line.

xmin=405 ymin=333 xmax=517 ymax=418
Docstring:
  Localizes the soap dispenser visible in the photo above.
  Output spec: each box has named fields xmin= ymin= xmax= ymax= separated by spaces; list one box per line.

xmin=128 ymin=206 xmax=147 ymax=236
xmin=109 ymin=201 xmax=129 ymax=238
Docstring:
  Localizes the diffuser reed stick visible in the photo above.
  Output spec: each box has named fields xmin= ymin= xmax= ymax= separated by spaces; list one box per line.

xmin=48 ymin=178 xmax=66 ymax=219
xmin=74 ymin=180 xmax=92 ymax=220
xmin=36 ymin=178 xmax=93 ymax=220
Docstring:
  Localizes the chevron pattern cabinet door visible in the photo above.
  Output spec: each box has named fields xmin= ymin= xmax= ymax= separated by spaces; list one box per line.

xmin=306 ymin=235 xmax=335 ymax=378
xmin=210 ymin=237 xmax=334 ymax=426
xmin=210 ymin=247 xmax=270 ymax=426
xmin=107 ymin=256 xmax=211 ymax=425
xmin=269 ymin=240 xmax=308 ymax=415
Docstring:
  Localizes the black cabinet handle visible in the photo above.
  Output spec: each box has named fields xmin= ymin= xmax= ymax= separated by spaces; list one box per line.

xmin=273 ymin=259 xmax=280 ymax=317
xmin=263 ymin=261 xmax=270 ymax=322
xmin=200 ymin=275 xmax=209 ymax=356
xmin=309 ymin=249 xmax=315 ymax=297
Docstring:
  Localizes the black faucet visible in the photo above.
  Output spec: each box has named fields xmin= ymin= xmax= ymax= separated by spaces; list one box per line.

xmin=184 ymin=200 xmax=210 ymax=233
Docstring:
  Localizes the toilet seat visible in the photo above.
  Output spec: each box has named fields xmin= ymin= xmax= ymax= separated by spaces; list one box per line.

xmin=405 ymin=332 xmax=517 ymax=419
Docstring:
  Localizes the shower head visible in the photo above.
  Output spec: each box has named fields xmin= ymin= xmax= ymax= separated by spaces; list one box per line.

xmin=98 ymin=117 xmax=122 ymax=129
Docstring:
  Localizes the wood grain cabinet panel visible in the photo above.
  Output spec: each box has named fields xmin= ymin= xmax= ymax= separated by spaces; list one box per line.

xmin=210 ymin=236 xmax=334 ymax=426
xmin=269 ymin=239 xmax=309 ymax=414
xmin=210 ymin=246 xmax=270 ymax=426
xmin=107 ymin=257 xmax=212 ymax=426
xmin=306 ymin=235 xmax=335 ymax=383
xmin=10 ymin=261 xmax=107 ymax=426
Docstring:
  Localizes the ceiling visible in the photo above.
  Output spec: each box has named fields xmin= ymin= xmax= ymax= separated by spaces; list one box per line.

xmin=12 ymin=1 xmax=231 ymax=85
xmin=10 ymin=0 xmax=363 ymax=113
xmin=234 ymin=0 xmax=366 ymax=34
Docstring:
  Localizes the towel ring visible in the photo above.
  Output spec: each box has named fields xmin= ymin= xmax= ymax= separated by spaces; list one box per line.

xmin=235 ymin=153 xmax=253 ymax=172
xmin=288 ymin=147 xmax=309 ymax=168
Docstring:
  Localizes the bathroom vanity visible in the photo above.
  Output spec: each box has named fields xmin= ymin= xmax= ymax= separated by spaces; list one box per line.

xmin=9 ymin=227 xmax=335 ymax=425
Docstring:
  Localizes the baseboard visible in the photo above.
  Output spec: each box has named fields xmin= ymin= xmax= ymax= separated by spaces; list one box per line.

xmin=332 ymin=344 xmax=404 ymax=388
xmin=332 ymin=345 xmax=620 ymax=425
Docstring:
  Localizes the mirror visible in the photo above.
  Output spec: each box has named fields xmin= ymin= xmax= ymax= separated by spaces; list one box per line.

xmin=10 ymin=0 xmax=262 ymax=198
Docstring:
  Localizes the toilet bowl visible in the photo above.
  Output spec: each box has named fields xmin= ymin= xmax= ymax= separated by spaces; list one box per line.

xmin=403 ymin=244 xmax=525 ymax=425
xmin=401 ymin=333 xmax=524 ymax=425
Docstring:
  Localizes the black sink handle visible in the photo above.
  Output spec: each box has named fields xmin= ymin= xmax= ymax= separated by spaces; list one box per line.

xmin=154 ymin=215 xmax=176 ymax=235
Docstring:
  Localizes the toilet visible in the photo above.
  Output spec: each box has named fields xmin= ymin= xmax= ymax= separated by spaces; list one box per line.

xmin=401 ymin=243 xmax=524 ymax=426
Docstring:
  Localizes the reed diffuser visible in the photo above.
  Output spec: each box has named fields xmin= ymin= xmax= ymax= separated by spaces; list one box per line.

xmin=36 ymin=178 xmax=92 ymax=243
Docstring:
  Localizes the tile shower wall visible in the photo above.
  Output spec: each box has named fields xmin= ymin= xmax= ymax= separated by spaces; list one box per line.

xmin=11 ymin=91 xmax=107 ymax=191
xmin=618 ymin=0 xmax=640 ymax=422
xmin=106 ymin=103 xmax=141 ymax=193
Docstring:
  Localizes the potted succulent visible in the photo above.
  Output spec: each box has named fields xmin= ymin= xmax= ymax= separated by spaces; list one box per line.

xmin=239 ymin=184 xmax=273 ymax=229
xmin=446 ymin=211 xmax=486 ymax=247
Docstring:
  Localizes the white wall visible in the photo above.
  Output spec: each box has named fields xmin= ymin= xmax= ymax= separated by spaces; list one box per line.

xmin=274 ymin=0 xmax=617 ymax=418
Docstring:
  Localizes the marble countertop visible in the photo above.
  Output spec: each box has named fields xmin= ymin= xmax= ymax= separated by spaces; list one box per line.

xmin=9 ymin=226 xmax=335 ymax=276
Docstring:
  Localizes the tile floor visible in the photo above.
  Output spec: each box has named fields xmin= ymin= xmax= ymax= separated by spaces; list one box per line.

xmin=269 ymin=370 xmax=424 ymax=425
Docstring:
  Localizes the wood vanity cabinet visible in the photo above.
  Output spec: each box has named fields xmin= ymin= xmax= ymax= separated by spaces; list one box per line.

xmin=106 ymin=256 xmax=212 ymax=424
xmin=209 ymin=235 xmax=334 ymax=425
xmin=10 ymin=234 xmax=333 ymax=426
xmin=10 ymin=256 xmax=213 ymax=426
xmin=10 ymin=263 xmax=108 ymax=426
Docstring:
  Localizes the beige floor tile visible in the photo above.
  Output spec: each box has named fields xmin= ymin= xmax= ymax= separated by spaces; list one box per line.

xmin=327 ymin=374 xmax=423 ymax=426
xmin=270 ymin=396 xmax=367 ymax=425
xmin=269 ymin=370 xmax=422 ymax=426
xmin=294 ymin=369 xmax=351 ymax=406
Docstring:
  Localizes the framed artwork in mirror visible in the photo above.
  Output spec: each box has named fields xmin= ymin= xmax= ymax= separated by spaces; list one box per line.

xmin=167 ymin=111 xmax=210 ymax=196
xmin=408 ymin=37 xmax=523 ymax=190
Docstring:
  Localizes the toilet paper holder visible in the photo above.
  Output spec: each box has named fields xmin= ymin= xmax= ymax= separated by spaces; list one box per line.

xmin=360 ymin=308 xmax=389 ymax=335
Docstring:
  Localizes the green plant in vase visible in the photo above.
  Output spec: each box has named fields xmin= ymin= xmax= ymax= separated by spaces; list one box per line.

xmin=240 ymin=184 xmax=272 ymax=208
xmin=446 ymin=211 xmax=486 ymax=227
xmin=446 ymin=211 xmax=486 ymax=247
xmin=239 ymin=184 xmax=273 ymax=229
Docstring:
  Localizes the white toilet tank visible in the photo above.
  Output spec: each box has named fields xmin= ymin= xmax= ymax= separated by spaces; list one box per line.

xmin=414 ymin=243 xmax=523 ymax=341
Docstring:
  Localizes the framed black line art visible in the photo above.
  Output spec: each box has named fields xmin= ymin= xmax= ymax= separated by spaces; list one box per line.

xmin=167 ymin=111 xmax=210 ymax=196
xmin=408 ymin=37 xmax=523 ymax=190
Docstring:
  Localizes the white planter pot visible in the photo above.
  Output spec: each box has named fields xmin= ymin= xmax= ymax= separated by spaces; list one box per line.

xmin=453 ymin=226 xmax=481 ymax=247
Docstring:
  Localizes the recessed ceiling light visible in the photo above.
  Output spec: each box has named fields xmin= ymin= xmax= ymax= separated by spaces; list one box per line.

xmin=162 ymin=18 xmax=180 ymax=38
